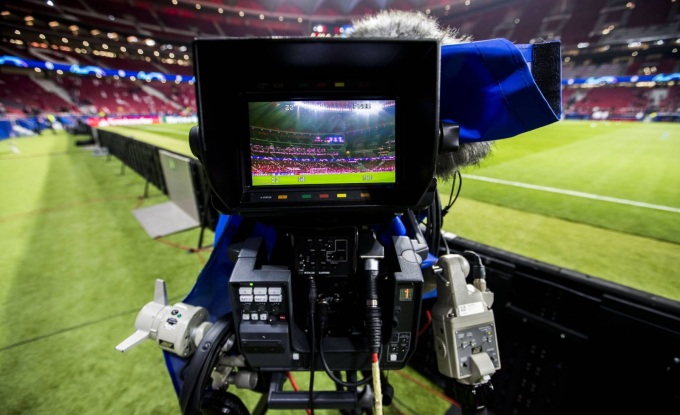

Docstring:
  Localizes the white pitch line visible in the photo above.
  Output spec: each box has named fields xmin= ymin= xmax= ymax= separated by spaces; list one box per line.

xmin=463 ymin=174 xmax=680 ymax=214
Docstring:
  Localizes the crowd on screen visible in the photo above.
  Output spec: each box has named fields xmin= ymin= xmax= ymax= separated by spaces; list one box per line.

xmin=251 ymin=144 xmax=340 ymax=157
xmin=251 ymin=158 xmax=395 ymax=176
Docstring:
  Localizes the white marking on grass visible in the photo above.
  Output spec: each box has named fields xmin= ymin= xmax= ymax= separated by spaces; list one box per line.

xmin=137 ymin=125 xmax=189 ymax=135
xmin=463 ymin=175 xmax=680 ymax=214
xmin=9 ymin=144 xmax=20 ymax=154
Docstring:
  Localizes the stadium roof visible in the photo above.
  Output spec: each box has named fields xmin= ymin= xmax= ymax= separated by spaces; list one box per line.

xmin=2 ymin=0 xmax=679 ymax=71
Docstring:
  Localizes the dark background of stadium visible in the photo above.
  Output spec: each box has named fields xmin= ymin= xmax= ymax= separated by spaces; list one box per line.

xmin=2 ymin=0 xmax=680 ymax=119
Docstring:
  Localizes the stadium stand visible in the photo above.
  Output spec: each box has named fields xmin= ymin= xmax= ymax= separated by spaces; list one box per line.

xmin=565 ymin=85 xmax=650 ymax=118
xmin=1 ymin=0 xmax=679 ymax=128
xmin=0 ymin=72 xmax=75 ymax=115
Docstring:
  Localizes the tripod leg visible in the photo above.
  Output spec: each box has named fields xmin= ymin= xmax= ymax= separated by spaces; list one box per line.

xmin=251 ymin=393 xmax=268 ymax=415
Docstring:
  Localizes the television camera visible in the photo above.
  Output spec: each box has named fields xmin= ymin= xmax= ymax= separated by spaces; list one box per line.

xmin=115 ymin=36 xmax=560 ymax=415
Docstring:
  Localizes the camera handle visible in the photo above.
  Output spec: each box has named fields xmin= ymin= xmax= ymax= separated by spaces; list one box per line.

xmin=431 ymin=253 xmax=500 ymax=415
xmin=115 ymin=279 xmax=212 ymax=357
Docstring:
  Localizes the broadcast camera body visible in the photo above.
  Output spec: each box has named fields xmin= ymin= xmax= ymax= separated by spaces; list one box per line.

xmin=193 ymin=32 xmax=481 ymax=363
xmin=115 ymin=37 xmax=491 ymax=413
xmin=117 ymin=15 xmax=561 ymax=412
xmin=189 ymin=37 xmax=454 ymax=406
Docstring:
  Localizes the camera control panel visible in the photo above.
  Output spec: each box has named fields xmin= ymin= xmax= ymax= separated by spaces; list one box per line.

xmin=237 ymin=285 xmax=287 ymax=325
xmin=229 ymin=238 xmax=294 ymax=370
xmin=294 ymin=235 xmax=352 ymax=276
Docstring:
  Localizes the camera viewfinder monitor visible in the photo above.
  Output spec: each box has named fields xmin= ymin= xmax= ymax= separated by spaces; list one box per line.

xmin=249 ymin=99 xmax=396 ymax=187
xmin=192 ymin=38 xmax=440 ymax=223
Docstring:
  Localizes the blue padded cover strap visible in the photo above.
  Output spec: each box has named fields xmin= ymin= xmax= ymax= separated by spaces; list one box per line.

xmin=440 ymin=39 xmax=561 ymax=142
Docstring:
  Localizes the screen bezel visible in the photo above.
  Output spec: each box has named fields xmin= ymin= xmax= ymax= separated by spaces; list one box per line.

xmin=235 ymin=92 xmax=405 ymax=211
xmin=192 ymin=38 xmax=440 ymax=219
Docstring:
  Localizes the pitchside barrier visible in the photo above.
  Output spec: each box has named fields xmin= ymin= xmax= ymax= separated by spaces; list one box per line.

xmin=412 ymin=234 xmax=680 ymax=415
xmin=92 ymin=128 xmax=679 ymax=414
xmin=95 ymin=129 xmax=218 ymax=246
xmin=97 ymin=130 xmax=166 ymax=196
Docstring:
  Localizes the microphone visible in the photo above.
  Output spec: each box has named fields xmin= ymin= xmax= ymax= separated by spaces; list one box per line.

xmin=349 ymin=10 xmax=494 ymax=181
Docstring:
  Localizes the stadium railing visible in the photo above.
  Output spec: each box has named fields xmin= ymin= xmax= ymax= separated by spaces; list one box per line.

xmin=411 ymin=235 xmax=680 ymax=415
xmin=95 ymin=129 xmax=219 ymax=246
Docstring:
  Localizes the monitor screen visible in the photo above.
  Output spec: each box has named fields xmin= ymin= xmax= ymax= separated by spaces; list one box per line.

xmin=248 ymin=99 xmax=396 ymax=187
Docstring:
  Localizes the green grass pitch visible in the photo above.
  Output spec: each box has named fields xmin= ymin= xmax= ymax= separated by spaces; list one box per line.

xmin=252 ymin=171 xmax=395 ymax=186
xmin=457 ymin=120 xmax=680 ymax=244
xmin=101 ymin=120 xmax=680 ymax=302
xmin=440 ymin=120 xmax=680 ymax=298
xmin=1 ymin=120 xmax=678 ymax=415
xmin=98 ymin=120 xmax=680 ymax=300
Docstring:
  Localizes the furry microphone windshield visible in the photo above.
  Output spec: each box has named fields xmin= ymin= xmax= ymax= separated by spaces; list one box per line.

xmin=349 ymin=10 xmax=493 ymax=182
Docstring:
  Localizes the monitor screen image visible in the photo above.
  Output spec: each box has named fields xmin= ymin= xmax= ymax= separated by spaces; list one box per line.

xmin=248 ymin=99 xmax=396 ymax=187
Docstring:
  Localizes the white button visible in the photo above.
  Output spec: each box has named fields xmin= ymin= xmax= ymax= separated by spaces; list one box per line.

xmin=268 ymin=287 xmax=282 ymax=295
xmin=240 ymin=295 xmax=253 ymax=303
xmin=242 ymin=313 xmax=250 ymax=321
xmin=250 ymin=313 xmax=259 ymax=321
xmin=239 ymin=287 xmax=253 ymax=295
xmin=259 ymin=313 xmax=268 ymax=321
xmin=253 ymin=287 xmax=267 ymax=295
xmin=254 ymin=295 xmax=268 ymax=302
xmin=389 ymin=354 xmax=398 ymax=361
xmin=269 ymin=295 xmax=282 ymax=303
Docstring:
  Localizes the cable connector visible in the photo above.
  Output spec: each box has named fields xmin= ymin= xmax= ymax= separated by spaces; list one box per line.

xmin=462 ymin=251 xmax=487 ymax=292
xmin=308 ymin=276 xmax=317 ymax=311
xmin=318 ymin=299 xmax=330 ymax=329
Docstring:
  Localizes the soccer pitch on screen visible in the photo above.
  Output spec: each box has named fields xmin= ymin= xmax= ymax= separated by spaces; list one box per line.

xmin=102 ymin=119 xmax=680 ymax=302
xmin=252 ymin=171 xmax=395 ymax=186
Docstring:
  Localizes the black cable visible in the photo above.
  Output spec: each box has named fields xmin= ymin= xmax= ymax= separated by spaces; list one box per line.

xmin=308 ymin=276 xmax=317 ymax=415
xmin=421 ymin=189 xmax=442 ymax=257
xmin=424 ymin=201 xmax=433 ymax=254
xmin=432 ymin=190 xmax=442 ymax=255
xmin=365 ymin=267 xmax=382 ymax=355
xmin=318 ymin=301 xmax=372 ymax=388
xmin=439 ymin=225 xmax=451 ymax=255
xmin=439 ymin=189 xmax=450 ymax=256
xmin=462 ymin=251 xmax=486 ymax=281
xmin=437 ymin=171 xmax=462 ymax=256
xmin=319 ymin=339 xmax=374 ymax=388
xmin=442 ymin=170 xmax=463 ymax=217
xmin=420 ymin=183 xmax=445 ymax=257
